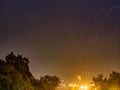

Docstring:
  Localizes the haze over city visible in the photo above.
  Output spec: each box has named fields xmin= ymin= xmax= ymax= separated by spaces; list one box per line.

xmin=1 ymin=0 xmax=120 ymax=85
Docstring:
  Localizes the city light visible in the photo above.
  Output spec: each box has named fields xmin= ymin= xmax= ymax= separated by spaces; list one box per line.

xmin=62 ymin=76 xmax=98 ymax=90
xmin=78 ymin=76 xmax=81 ymax=81
xmin=80 ymin=85 xmax=88 ymax=90
xmin=84 ymin=85 xmax=88 ymax=90
xmin=63 ymin=84 xmax=66 ymax=87
xmin=69 ymin=83 xmax=79 ymax=88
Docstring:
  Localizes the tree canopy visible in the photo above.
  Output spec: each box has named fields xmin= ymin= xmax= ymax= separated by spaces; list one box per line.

xmin=0 ymin=52 xmax=61 ymax=90
xmin=92 ymin=71 xmax=120 ymax=90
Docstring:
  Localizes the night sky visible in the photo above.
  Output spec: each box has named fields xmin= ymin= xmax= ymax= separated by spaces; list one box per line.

xmin=0 ymin=0 xmax=120 ymax=82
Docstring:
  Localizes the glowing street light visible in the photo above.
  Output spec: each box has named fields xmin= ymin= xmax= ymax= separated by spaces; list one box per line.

xmin=63 ymin=84 xmax=66 ymax=87
xmin=80 ymin=85 xmax=88 ymax=90
xmin=78 ymin=76 xmax=81 ymax=81
xmin=84 ymin=85 xmax=88 ymax=90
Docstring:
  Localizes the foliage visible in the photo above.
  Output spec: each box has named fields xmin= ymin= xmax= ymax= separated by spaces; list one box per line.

xmin=0 ymin=52 xmax=61 ymax=90
xmin=92 ymin=71 xmax=120 ymax=90
xmin=39 ymin=75 xmax=61 ymax=90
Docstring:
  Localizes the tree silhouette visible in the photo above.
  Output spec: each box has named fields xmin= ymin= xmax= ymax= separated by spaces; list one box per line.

xmin=6 ymin=52 xmax=16 ymax=64
xmin=0 ymin=52 xmax=61 ymax=90
xmin=5 ymin=52 xmax=31 ymax=76
xmin=40 ymin=75 xmax=61 ymax=90
xmin=92 ymin=71 xmax=120 ymax=90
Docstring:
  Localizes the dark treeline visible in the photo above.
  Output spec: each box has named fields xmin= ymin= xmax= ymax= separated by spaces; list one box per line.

xmin=0 ymin=52 xmax=61 ymax=90
xmin=92 ymin=71 xmax=120 ymax=90
xmin=1 ymin=52 xmax=120 ymax=90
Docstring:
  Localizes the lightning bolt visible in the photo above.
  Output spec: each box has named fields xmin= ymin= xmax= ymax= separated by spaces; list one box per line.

xmin=89 ymin=3 xmax=120 ymax=42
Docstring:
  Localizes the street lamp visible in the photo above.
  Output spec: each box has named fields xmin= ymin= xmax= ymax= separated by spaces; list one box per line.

xmin=78 ymin=76 xmax=81 ymax=81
